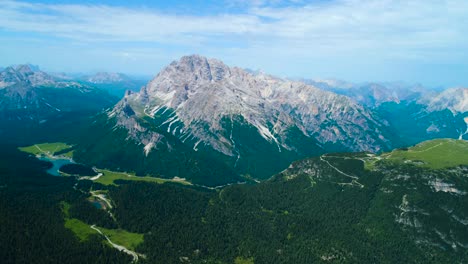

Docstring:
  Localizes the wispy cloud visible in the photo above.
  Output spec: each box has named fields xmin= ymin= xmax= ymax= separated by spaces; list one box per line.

xmin=1 ymin=0 xmax=467 ymax=47
xmin=0 ymin=0 xmax=467 ymax=84
xmin=0 ymin=0 xmax=261 ymax=44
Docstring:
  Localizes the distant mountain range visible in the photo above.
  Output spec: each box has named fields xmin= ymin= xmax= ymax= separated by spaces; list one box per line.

xmin=73 ymin=55 xmax=393 ymax=185
xmin=0 ymin=64 xmax=55 ymax=88
xmin=306 ymin=78 xmax=468 ymax=141
xmin=84 ymin=72 xmax=130 ymax=84
xmin=0 ymin=65 xmax=117 ymax=119
xmin=67 ymin=55 xmax=467 ymax=185
xmin=425 ymin=87 xmax=468 ymax=114
xmin=78 ymin=72 xmax=147 ymax=97
xmin=305 ymin=79 xmax=429 ymax=107
xmin=1 ymin=57 xmax=467 ymax=185
xmin=0 ymin=65 xmax=120 ymax=145
xmin=2 ymin=57 xmax=468 ymax=263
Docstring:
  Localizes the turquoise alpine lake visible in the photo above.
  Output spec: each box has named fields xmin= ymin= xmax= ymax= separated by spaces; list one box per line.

xmin=39 ymin=156 xmax=74 ymax=176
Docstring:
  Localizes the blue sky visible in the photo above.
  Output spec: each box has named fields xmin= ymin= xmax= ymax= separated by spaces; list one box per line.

xmin=1 ymin=0 xmax=467 ymax=87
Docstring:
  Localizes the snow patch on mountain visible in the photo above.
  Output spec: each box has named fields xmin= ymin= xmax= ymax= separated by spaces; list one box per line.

xmin=111 ymin=55 xmax=391 ymax=156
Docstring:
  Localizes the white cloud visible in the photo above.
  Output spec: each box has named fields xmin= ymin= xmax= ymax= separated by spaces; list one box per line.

xmin=0 ymin=0 xmax=467 ymax=51
xmin=0 ymin=0 xmax=261 ymax=44
xmin=1 ymin=0 xmax=468 ymax=84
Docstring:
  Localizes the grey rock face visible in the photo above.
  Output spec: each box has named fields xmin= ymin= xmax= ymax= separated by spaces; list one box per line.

xmin=0 ymin=65 xmax=116 ymax=120
xmin=111 ymin=55 xmax=391 ymax=156
xmin=423 ymin=87 xmax=468 ymax=114
xmin=305 ymin=79 xmax=428 ymax=107
xmin=0 ymin=65 xmax=56 ymax=88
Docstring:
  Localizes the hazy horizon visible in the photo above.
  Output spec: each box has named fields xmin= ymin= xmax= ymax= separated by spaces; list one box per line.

xmin=0 ymin=58 xmax=454 ymax=91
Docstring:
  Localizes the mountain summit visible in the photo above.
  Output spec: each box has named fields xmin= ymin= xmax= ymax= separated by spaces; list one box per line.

xmin=0 ymin=64 xmax=55 ymax=88
xmin=425 ymin=87 xmax=468 ymax=114
xmin=72 ymin=55 xmax=394 ymax=184
xmin=0 ymin=65 xmax=117 ymax=122
xmin=115 ymin=55 xmax=391 ymax=155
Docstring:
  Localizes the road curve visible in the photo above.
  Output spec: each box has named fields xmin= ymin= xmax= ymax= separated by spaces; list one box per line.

xmin=90 ymin=225 xmax=139 ymax=263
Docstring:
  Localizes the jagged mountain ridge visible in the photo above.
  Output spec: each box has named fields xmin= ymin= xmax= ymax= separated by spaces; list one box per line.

xmin=423 ymin=87 xmax=468 ymax=139
xmin=305 ymin=79 xmax=429 ymax=107
xmin=76 ymin=55 xmax=397 ymax=184
xmin=306 ymin=79 xmax=468 ymax=116
xmin=113 ymin=55 xmax=391 ymax=157
xmin=0 ymin=64 xmax=55 ymax=88
xmin=424 ymin=87 xmax=468 ymax=114
xmin=73 ymin=55 xmax=467 ymax=184
xmin=0 ymin=65 xmax=117 ymax=119
xmin=307 ymin=78 xmax=468 ymax=142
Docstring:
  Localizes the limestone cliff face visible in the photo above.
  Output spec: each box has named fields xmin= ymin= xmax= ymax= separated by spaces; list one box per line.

xmin=424 ymin=87 xmax=468 ymax=114
xmin=0 ymin=64 xmax=55 ymax=89
xmin=111 ymin=55 xmax=391 ymax=156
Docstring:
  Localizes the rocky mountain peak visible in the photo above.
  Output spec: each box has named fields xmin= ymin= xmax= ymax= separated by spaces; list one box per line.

xmin=426 ymin=87 xmax=468 ymax=113
xmin=14 ymin=64 xmax=39 ymax=74
xmin=147 ymin=55 xmax=231 ymax=93
xmin=0 ymin=64 xmax=55 ymax=88
xmin=113 ymin=55 xmax=391 ymax=159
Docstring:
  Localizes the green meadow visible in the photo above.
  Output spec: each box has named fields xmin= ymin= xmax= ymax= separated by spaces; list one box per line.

xmin=382 ymin=139 xmax=468 ymax=169
xmin=19 ymin=142 xmax=74 ymax=158
xmin=95 ymin=169 xmax=191 ymax=186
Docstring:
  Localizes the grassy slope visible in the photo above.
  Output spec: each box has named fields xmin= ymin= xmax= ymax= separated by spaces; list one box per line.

xmin=19 ymin=142 xmax=73 ymax=158
xmin=234 ymin=257 xmax=255 ymax=264
xmin=61 ymin=202 xmax=143 ymax=250
xmin=95 ymin=169 xmax=191 ymax=186
xmin=98 ymin=227 xmax=144 ymax=251
xmin=61 ymin=201 xmax=99 ymax=241
xmin=64 ymin=217 xmax=143 ymax=250
xmin=64 ymin=218 xmax=99 ymax=241
xmin=382 ymin=139 xmax=468 ymax=169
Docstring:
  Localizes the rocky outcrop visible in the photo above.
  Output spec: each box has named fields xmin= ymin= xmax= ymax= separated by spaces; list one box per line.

xmin=424 ymin=87 xmax=468 ymax=114
xmin=0 ymin=64 xmax=56 ymax=88
xmin=111 ymin=55 xmax=392 ymax=156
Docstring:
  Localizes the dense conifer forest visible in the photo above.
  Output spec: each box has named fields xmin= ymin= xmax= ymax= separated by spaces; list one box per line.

xmin=3 ymin=141 xmax=466 ymax=263
xmin=0 ymin=146 xmax=131 ymax=263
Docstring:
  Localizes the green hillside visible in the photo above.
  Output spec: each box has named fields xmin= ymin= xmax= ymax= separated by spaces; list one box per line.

xmin=4 ymin=138 xmax=468 ymax=263
xmin=19 ymin=142 xmax=74 ymax=158
xmin=94 ymin=169 xmax=191 ymax=186
xmin=382 ymin=138 xmax=468 ymax=169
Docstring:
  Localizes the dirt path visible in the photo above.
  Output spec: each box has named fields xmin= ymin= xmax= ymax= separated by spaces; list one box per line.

xmin=90 ymin=191 xmax=113 ymax=209
xmin=320 ymin=155 xmax=364 ymax=188
xmin=320 ymin=156 xmax=358 ymax=179
xmin=34 ymin=144 xmax=74 ymax=162
xmin=88 ymin=173 xmax=103 ymax=181
xmin=90 ymin=225 xmax=139 ymax=263
xmin=407 ymin=142 xmax=443 ymax=153
xmin=34 ymin=144 xmax=45 ymax=154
